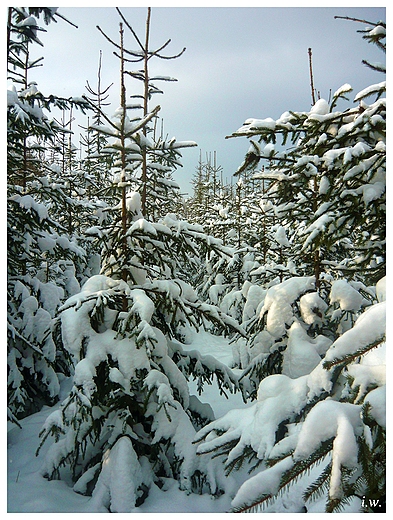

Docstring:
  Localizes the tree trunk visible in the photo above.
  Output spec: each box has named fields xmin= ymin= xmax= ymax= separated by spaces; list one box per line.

xmin=141 ymin=7 xmax=151 ymax=218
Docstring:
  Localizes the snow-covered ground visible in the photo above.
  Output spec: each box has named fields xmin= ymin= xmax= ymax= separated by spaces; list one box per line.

xmin=7 ymin=400 xmax=235 ymax=514
xmin=7 ymin=329 xmax=364 ymax=514
xmin=7 ymin=331 xmax=247 ymax=514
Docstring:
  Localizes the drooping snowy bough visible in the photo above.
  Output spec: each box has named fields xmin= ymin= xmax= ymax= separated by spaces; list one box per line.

xmin=194 ymin=276 xmax=385 ymax=512
xmin=37 ymin=202 xmax=245 ymax=512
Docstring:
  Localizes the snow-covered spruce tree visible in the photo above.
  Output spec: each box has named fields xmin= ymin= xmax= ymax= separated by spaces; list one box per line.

xmin=48 ymin=108 xmax=105 ymax=288
xmin=226 ymin=19 xmax=385 ymax=289
xmin=187 ymin=154 xmax=260 ymax=326
xmin=214 ymin=170 xmax=299 ymax=328
xmin=194 ymin=18 xmax=385 ymax=512
xmin=189 ymin=150 xmax=297 ymax=332
xmin=37 ymin=181 xmax=245 ymax=512
xmin=241 ymin=165 xmax=298 ymax=287
xmin=230 ymin=271 xmax=377 ymax=401
xmin=191 ymin=157 xmax=232 ymax=290
xmin=187 ymin=153 xmax=232 ymax=302
xmin=7 ymin=7 xmax=90 ymax=422
xmin=227 ymin=17 xmax=385 ymax=397
xmin=37 ymin=9 xmax=245 ymax=511
xmin=230 ymin=276 xmax=326 ymax=399
xmin=71 ymin=56 xmax=116 ymax=285
xmin=96 ymin=7 xmax=193 ymax=221
xmin=195 ymin=276 xmax=385 ymax=512
xmin=187 ymin=150 xmax=210 ymax=223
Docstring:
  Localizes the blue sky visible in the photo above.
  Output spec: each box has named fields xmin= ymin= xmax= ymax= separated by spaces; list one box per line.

xmin=30 ymin=3 xmax=386 ymax=195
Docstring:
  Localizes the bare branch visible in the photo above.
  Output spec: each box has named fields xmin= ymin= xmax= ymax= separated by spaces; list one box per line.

xmin=154 ymin=46 xmax=187 ymax=61
xmin=96 ymin=24 xmax=121 ymax=50
xmin=334 ymin=15 xmax=381 ymax=26
xmin=82 ymin=94 xmax=118 ymax=130
xmin=85 ymin=79 xmax=113 ymax=98
xmin=116 ymin=7 xmax=144 ymax=50
xmin=54 ymin=11 xmax=78 ymax=28
xmin=126 ymin=104 xmax=161 ymax=137
xmin=308 ymin=48 xmax=316 ymax=105
xmin=113 ymin=50 xmax=144 ymax=63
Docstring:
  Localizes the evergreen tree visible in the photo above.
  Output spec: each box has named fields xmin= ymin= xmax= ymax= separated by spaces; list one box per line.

xmin=81 ymin=50 xmax=114 ymax=196
xmin=227 ymin=20 xmax=385 ymax=288
xmin=7 ymin=7 xmax=90 ymax=422
xmin=195 ymin=275 xmax=385 ymax=512
xmin=37 ymin=179 xmax=245 ymax=511
xmin=96 ymin=7 xmax=194 ymax=221
xmin=242 ymin=166 xmax=297 ymax=286
xmin=188 ymin=151 xmax=295 ymax=329
xmin=37 ymin=8 xmax=246 ymax=511
xmin=194 ymin=17 xmax=386 ymax=512
xmin=187 ymin=150 xmax=209 ymax=222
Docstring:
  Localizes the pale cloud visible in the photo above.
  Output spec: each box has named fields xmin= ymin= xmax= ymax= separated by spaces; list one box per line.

xmin=30 ymin=6 xmax=385 ymax=194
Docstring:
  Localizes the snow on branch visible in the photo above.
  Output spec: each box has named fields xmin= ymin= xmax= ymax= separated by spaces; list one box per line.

xmin=323 ymin=301 xmax=385 ymax=369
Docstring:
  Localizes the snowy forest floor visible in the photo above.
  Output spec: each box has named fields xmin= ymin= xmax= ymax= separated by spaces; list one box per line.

xmin=7 ymin=330 xmax=360 ymax=514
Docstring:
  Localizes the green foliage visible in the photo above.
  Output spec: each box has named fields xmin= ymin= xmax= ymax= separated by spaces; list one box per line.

xmin=34 ymin=8 xmax=246 ymax=510
xmin=195 ymin=280 xmax=385 ymax=513
xmin=202 ymin=28 xmax=387 ymax=514
xmin=7 ymin=7 xmax=93 ymax=421
xmin=227 ymin=19 xmax=385 ymax=287
xmin=37 ymin=269 xmax=243 ymax=507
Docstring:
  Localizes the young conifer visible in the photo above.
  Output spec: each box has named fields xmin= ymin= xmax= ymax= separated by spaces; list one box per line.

xmin=194 ymin=18 xmax=385 ymax=512
xmin=38 ymin=8 xmax=245 ymax=510
xmin=7 ymin=7 xmax=90 ymax=422
xmin=227 ymin=19 xmax=385 ymax=287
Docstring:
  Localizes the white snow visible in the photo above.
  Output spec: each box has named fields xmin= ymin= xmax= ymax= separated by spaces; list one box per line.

xmin=309 ymin=98 xmax=330 ymax=115
xmin=196 ymin=373 xmax=309 ymax=464
xmin=364 ymin=386 xmax=386 ymax=427
xmin=273 ymin=225 xmax=290 ymax=247
xmin=129 ymin=288 xmax=155 ymax=323
xmin=128 ymin=218 xmax=157 ymax=236
xmin=369 ymin=24 xmax=386 ymax=36
xmin=376 ymin=276 xmax=386 ymax=302
xmin=263 ymin=142 xmax=275 ymax=156
xmin=333 ymin=83 xmax=352 ymax=98
xmin=126 ymin=191 xmax=142 ymax=215
xmin=234 ymin=117 xmax=276 ymax=135
xmin=73 ymin=358 xmax=97 ymax=398
xmin=299 ymin=291 xmax=328 ymax=326
xmin=354 ymin=81 xmax=386 ymax=101
xmin=15 ymin=194 xmax=49 ymax=221
xmin=319 ymin=175 xmax=330 ymax=195
xmin=90 ymin=437 xmax=145 ymax=512
xmin=259 ymin=276 xmax=315 ymax=338
xmin=231 ymin=455 xmax=293 ymax=510
xmin=347 ymin=363 xmax=385 ymax=403
xmin=8 ymin=286 xmax=386 ymax=514
xmin=324 ymin=301 xmax=386 ymax=364
xmin=329 ymin=279 xmax=365 ymax=311
xmin=7 ymin=263 xmax=386 ymax=516
xmin=282 ymin=321 xmax=330 ymax=378
xmin=7 ymin=331 xmax=247 ymax=513
xmin=293 ymin=400 xmax=363 ymax=500
xmin=17 ymin=15 xmax=38 ymax=27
